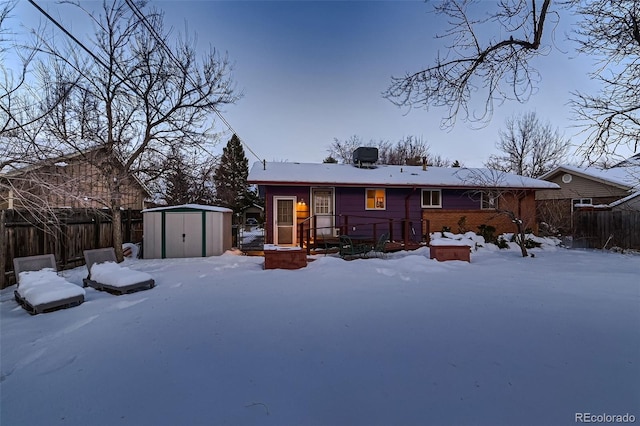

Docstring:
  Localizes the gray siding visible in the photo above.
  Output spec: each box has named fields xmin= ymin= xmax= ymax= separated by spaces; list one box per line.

xmin=537 ymin=173 xmax=629 ymax=200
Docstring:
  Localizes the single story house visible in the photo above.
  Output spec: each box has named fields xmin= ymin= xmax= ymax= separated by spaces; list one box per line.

xmin=536 ymin=159 xmax=639 ymax=233
xmin=1 ymin=143 xmax=151 ymax=210
xmin=248 ymin=158 xmax=559 ymax=247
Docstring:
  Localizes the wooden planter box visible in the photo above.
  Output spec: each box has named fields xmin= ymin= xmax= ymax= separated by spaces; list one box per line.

xmin=264 ymin=246 xmax=307 ymax=270
xmin=429 ymin=245 xmax=471 ymax=262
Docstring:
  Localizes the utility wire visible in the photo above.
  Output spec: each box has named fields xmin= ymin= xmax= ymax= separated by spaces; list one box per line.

xmin=28 ymin=0 xmax=109 ymax=71
xmin=27 ymin=0 xmax=221 ymax=160
xmin=123 ymin=0 xmax=263 ymax=163
xmin=125 ymin=0 xmax=262 ymax=162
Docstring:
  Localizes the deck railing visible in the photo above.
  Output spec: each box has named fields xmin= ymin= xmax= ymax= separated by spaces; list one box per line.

xmin=298 ymin=214 xmax=426 ymax=254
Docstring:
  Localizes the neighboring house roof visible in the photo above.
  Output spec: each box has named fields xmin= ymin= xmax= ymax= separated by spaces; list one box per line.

xmin=539 ymin=164 xmax=640 ymax=191
xmin=142 ymin=204 xmax=233 ymax=213
xmin=248 ymin=162 xmax=559 ymax=190
xmin=608 ymin=191 xmax=640 ymax=208
xmin=1 ymin=139 xmax=152 ymax=198
xmin=0 ymin=137 xmax=97 ymax=176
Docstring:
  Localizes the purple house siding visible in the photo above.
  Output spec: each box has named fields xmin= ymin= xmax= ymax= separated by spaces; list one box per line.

xmin=334 ymin=187 xmax=423 ymax=240
xmin=261 ymin=185 xmax=482 ymax=244
xmin=443 ymin=189 xmax=480 ymax=210
xmin=264 ymin=186 xmax=309 ymax=244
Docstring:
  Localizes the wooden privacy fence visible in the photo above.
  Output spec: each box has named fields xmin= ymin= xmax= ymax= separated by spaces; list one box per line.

xmin=1 ymin=208 xmax=143 ymax=289
xmin=573 ymin=210 xmax=640 ymax=250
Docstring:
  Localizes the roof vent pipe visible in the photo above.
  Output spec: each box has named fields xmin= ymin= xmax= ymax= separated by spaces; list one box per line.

xmin=422 ymin=156 xmax=427 ymax=171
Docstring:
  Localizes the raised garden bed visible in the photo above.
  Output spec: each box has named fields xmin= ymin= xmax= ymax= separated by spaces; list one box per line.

xmin=264 ymin=245 xmax=308 ymax=270
xmin=429 ymin=244 xmax=471 ymax=262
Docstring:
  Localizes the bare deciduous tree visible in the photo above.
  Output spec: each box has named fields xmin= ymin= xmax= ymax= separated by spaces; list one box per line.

xmin=31 ymin=0 xmax=239 ymax=260
xmin=456 ymin=168 xmax=539 ymax=257
xmin=384 ymin=0 xmax=553 ymax=128
xmin=568 ymin=0 xmax=640 ymax=163
xmin=328 ymin=135 xmax=364 ymax=164
xmin=384 ymin=0 xmax=639 ymax=162
xmin=328 ymin=135 xmax=452 ymax=166
xmin=485 ymin=111 xmax=570 ymax=178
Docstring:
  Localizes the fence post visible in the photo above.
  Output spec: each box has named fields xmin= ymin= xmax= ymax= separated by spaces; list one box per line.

xmin=0 ymin=210 xmax=6 ymax=289
xmin=93 ymin=212 xmax=100 ymax=249
xmin=59 ymin=221 xmax=68 ymax=269
xmin=125 ymin=208 xmax=132 ymax=242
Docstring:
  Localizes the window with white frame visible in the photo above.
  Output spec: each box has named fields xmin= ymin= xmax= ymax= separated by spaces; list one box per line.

xmin=481 ymin=191 xmax=499 ymax=210
xmin=366 ymin=188 xmax=386 ymax=210
xmin=421 ymin=189 xmax=442 ymax=208
xmin=572 ymin=198 xmax=592 ymax=212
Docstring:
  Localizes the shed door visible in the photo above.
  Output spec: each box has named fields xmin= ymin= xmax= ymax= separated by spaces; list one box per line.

xmin=165 ymin=212 xmax=203 ymax=258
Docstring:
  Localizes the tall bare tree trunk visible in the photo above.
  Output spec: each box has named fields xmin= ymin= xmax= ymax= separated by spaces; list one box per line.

xmin=0 ymin=210 xmax=6 ymax=289
xmin=111 ymin=207 xmax=124 ymax=262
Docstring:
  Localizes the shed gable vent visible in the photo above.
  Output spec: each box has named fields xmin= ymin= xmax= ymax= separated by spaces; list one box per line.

xmin=352 ymin=147 xmax=378 ymax=168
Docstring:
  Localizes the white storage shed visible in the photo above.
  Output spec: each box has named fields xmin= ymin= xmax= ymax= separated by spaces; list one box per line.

xmin=142 ymin=204 xmax=233 ymax=259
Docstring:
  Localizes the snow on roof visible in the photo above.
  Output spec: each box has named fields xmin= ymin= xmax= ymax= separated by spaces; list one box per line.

xmin=248 ymin=162 xmax=560 ymax=189
xmin=142 ymin=203 xmax=233 ymax=213
xmin=540 ymin=163 xmax=640 ymax=190
xmin=0 ymin=137 xmax=99 ymax=176
xmin=608 ymin=191 xmax=640 ymax=208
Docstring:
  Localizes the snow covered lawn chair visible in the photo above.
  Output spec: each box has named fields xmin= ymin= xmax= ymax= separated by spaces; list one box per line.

xmin=13 ymin=254 xmax=85 ymax=315
xmin=83 ymin=248 xmax=155 ymax=295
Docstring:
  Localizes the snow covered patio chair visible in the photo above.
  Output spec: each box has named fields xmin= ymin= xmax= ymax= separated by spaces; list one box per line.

xmin=83 ymin=248 xmax=155 ymax=295
xmin=13 ymin=254 xmax=85 ymax=315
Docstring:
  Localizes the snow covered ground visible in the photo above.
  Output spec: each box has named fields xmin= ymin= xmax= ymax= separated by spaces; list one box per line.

xmin=1 ymin=241 xmax=638 ymax=425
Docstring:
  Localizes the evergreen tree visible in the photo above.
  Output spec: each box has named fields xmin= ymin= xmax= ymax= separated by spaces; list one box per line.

xmin=163 ymin=148 xmax=217 ymax=205
xmin=214 ymin=134 xmax=251 ymax=216
xmin=165 ymin=167 xmax=193 ymax=205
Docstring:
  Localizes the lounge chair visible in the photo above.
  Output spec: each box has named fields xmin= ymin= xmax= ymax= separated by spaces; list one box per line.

xmin=83 ymin=248 xmax=155 ymax=295
xmin=371 ymin=233 xmax=390 ymax=258
xmin=339 ymin=235 xmax=371 ymax=259
xmin=13 ymin=254 xmax=85 ymax=315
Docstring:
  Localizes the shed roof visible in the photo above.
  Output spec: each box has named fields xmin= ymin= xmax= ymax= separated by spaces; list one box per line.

xmin=248 ymin=162 xmax=559 ymax=190
xmin=142 ymin=204 xmax=233 ymax=213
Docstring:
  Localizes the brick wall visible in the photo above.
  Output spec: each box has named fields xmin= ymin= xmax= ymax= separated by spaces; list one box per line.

xmin=422 ymin=191 xmax=538 ymax=236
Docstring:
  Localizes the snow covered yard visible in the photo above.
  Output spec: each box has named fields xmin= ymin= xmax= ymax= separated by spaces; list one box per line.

xmin=1 ymin=245 xmax=638 ymax=426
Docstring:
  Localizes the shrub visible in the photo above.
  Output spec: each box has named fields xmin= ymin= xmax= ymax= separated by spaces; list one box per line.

xmin=477 ymin=224 xmax=496 ymax=243
xmin=441 ymin=226 xmax=451 ymax=233
xmin=457 ymin=216 xmax=468 ymax=234
xmin=524 ymin=238 xmax=542 ymax=249
xmin=496 ymin=236 xmax=509 ymax=249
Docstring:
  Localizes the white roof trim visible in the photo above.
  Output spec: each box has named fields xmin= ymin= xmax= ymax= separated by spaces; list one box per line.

xmin=248 ymin=162 xmax=559 ymax=190
xmin=142 ymin=204 xmax=233 ymax=213
xmin=608 ymin=191 xmax=640 ymax=208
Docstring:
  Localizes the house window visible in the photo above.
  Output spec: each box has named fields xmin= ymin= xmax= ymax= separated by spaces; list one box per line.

xmin=366 ymin=189 xmax=385 ymax=210
xmin=572 ymin=198 xmax=592 ymax=212
xmin=421 ymin=189 xmax=442 ymax=208
xmin=481 ymin=192 xmax=499 ymax=210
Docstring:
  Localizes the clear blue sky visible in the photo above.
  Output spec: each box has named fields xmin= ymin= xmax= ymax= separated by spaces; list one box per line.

xmin=10 ymin=0 xmax=625 ymax=166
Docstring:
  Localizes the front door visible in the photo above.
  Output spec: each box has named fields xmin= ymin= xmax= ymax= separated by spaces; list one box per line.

xmin=312 ymin=188 xmax=334 ymax=237
xmin=273 ymin=196 xmax=296 ymax=246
